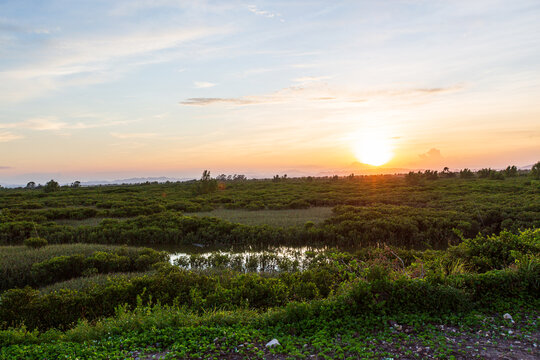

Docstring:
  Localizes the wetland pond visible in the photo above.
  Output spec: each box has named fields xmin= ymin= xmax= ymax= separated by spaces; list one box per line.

xmin=149 ymin=243 xmax=335 ymax=272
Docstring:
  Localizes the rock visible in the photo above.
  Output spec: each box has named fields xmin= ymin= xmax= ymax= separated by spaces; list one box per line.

xmin=266 ymin=339 xmax=280 ymax=348
xmin=503 ymin=313 xmax=514 ymax=322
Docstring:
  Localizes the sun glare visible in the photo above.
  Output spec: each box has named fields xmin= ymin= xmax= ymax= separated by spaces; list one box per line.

xmin=353 ymin=132 xmax=393 ymax=166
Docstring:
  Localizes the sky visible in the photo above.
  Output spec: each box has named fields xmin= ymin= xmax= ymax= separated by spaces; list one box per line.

xmin=1 ymin=0 xmax=539 ymax=184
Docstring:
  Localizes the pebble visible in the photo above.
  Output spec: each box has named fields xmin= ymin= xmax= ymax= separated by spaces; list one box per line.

xmin=503 ymin=313 xmax=515 ymax=323
xmin=266 ymin=339 xmax=280 ymax=348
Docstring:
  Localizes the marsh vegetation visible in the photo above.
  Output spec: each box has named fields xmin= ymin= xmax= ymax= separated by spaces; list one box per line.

xmin=0 ymin=168 xmax=538 ymax=358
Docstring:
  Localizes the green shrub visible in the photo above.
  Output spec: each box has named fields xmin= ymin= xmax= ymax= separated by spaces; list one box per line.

xmin=23 ymin=237 xmax=48 ymax=249
xmin=447 ymin=229 xmax=540 ymax=272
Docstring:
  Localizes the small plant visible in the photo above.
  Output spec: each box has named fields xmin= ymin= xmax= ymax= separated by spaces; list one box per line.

xmin=23 ymin=237 xmax=48 ymax=249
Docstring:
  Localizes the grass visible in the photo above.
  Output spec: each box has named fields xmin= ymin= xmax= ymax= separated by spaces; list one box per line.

xmin=0 ymin=244 xmax=158 ymax=292
xmin=191 ymin=207 xmax=334 ymax=227
xmin=1 ymin=300 xmax=538 ymax=359
xmin=53 ymin=207 xmax=333 ymax=228
xmin=54 ymin=217 xmax=107 ymax=226
xmin=54 ymin=217 xmax=133 ymax=226
xmin=39 ymin=272 xmax=151 ymax=294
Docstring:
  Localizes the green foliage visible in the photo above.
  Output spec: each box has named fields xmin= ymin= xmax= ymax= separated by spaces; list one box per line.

xmin=0 ymin=172 xmax=538 ymax=358
xmin=23 ymin=237 xmax=48 ymax=249
xmin=504 ymin=165 xmax=518 ymax=177
xmin=477 ymin=168 xmax=505 ymax=180
xmin=0 ymin=244 xmax=168 ymax=291
xmin=195 ymin=170 xmax=218 ymax=195
xmin=531 ymin=161 xmax=540 ymax=179
xmin=0 ymin=257 xmax=537 ymax=331
xmin=459 ymin=168 xmax=474 ymax=179
xmin=447 ymin=228 xmax=540 ymax=272
xmin=43 ymin=180 xmax=60 ymax=193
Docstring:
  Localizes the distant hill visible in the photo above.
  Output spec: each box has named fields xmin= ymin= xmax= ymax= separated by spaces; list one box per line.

xmin=80 ymin=177 xmax=194 ymax=186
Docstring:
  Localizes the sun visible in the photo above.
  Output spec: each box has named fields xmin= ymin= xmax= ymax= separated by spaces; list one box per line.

xmin=353 ymin=131 xmax=393 ymax=166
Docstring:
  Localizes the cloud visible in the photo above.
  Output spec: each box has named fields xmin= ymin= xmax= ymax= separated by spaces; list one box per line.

xmin=20 ymin=118 xmax=69 ymax=131
xmin=194 ymin=81 xmax=217 ymax=88
xmin=110 ymin=132 xmax=158 ymax=139
xmin=0 ymin=166 xmax=12 ymax=170
xmin=0 ymin=131 xmax=23 ymax=142
xmin=0 ymin=116 xmax=130 ymax=132
xmin=419 ymin=148 xmax=443 ymax=161
xmin=0 ymin=18 xmax=56 ymax=35
xmin=181 ymin=83 xmax=463 ymax=107
xmin=292 ymin=76 xmax=331 ymax=83
xmin=247 ymin=5 xmax=283 ymax=20
xmin=0 ymin=26 xmax=226 ymax=102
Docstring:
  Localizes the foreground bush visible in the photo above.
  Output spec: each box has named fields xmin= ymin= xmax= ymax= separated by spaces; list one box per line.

xmin=0 ymin=259 xmax=537 ymax=331
xmin=447 ymin=228 xmax=540 ymax=272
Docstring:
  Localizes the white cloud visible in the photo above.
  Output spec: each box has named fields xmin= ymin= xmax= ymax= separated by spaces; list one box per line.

xmin=194 ymin=81 xmax=217 ymax=89
xmin=0 ymin=26 xmax=226 ymax=102
xmin=247 ymin=5 xmax=283 ymax=20
xmin=0 ymin=116 xmax=130 ymax=131
xmin=292 ymin=76 xmax=331 ymax=83
xmin=0 ymin=131 xmax=22 ymax=142
xmin=181 ymin=83 xmax=463 ymax=107
xmin=110 ymin=132 xmax=158 ymax=139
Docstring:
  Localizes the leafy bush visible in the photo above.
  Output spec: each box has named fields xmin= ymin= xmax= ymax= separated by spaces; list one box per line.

xmin=447 ymin=229 xmax=540 ymax=272
xmin=0 ymin=245 xmax=168 ymax=291
xmin=23 ymin=237 xmax=48 ymax=249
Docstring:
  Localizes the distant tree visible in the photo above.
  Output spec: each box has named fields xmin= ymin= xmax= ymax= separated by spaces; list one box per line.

xmin=423 ymin=170 xmax=439 ymax=180
xmin=442 ymin=167 xmax=456 ymax=178
xmin=530 ymin=161 xmax=540 ymax=180
xmin=195 ymin=170 xmax=218 ymax=195
xmin=71 ymin=181 xmax=81 ymax=188
xmin=272 ymin=175 xmax=280 ymax=182
xmin=43 ymin=179 xmax=60 ymax=193
xmin=477 ymin=168 xmax=492 ymax=179
xmin=405 ymin=171 xmax=422 ymax=185
xmin=489 ymin=171 xmax=505 ymax=180
xmin=503 ymin=165 xmax=518 ymax=177
xmin=459 ymin=168 xmax=474 ymax=179
xmin=216 ymin=174 xmax=227 ymax=181
xmin=26 ymin=181 xmax=36 ymax=189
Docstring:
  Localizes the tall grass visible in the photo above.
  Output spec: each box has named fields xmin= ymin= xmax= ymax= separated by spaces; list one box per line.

xmin=0 ymin=244 xmax=164 ymax=291
xmin=192 ymin=207 xmax=333 ymax=227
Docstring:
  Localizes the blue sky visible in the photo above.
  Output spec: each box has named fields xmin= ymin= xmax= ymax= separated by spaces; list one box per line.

xmin=1 ymin=0 xmax=539 ymax=184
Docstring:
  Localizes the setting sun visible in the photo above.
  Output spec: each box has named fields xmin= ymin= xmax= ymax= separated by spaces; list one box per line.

xmin=353 ymin=132 xmax=394 ymax=166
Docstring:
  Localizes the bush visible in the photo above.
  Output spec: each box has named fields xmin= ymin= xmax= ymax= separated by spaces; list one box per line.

xmin=23 ymin=237 xmax=48 ymax=249
xmin=447 ymin=229 xmax=540 ymax=272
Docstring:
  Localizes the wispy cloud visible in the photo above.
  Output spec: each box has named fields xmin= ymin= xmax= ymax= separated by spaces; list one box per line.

xmin=0 ymin=116 xmax=130 ymax=131
xmin=194 ymin=81 xmax=217 ymax=88
xmin=110 ymin=132 xmax=158 ymax=139
xmin=0 ymin=18 xmax=57 ymax=35
xmin=292 ymin=76 xmax=331 ymax=83
xmin=181 ymin=84 xmax=464 ymax=107
xmin=247 ymin=5 xmax=283 ymax=21
xmin=0 ymin=26 xmax=226 ymax=102
xmin=0 ymin=131 xmax=22 ymax=142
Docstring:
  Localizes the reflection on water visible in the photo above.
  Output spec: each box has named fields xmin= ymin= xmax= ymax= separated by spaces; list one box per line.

xmin=157 ymin=244 xmax=332 ymax=272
